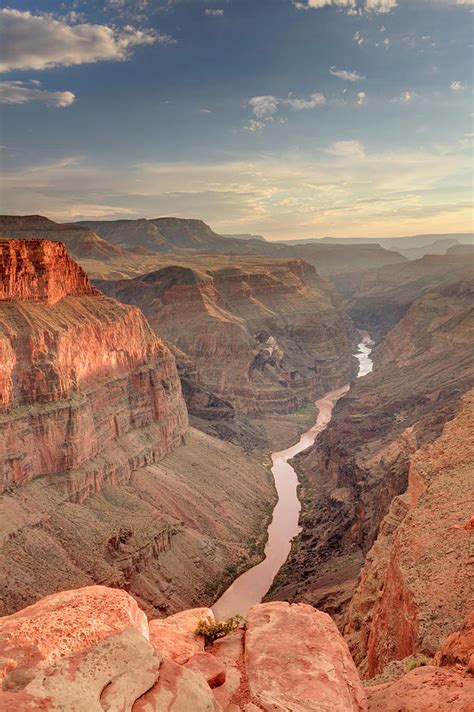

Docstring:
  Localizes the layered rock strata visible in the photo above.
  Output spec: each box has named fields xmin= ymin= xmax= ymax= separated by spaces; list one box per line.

xmin=345 ymin=388 xmax=474 ymax=677
xmin=268 ymin=280 xmax=474 ymax=624
xmin=0 ymin=240 xmax=274 ymax=616
xmin=96 ymin=258 xmax=356 ymax=418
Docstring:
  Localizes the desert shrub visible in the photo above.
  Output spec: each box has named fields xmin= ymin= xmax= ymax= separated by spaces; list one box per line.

xmin=194 ymin=615 xmax=245 ymax=644
xmin=405 ymin=655 xmax=430 ymax=671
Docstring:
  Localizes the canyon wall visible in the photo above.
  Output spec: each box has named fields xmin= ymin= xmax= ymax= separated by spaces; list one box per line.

xmin=345 ymin=388 xmax=473 ymax=677
xmin=0 ymin=239 xmax=275 ymax=616
xmin=268 ymin=279 xmax=474 ymax=624
xmin=96 ymin=257 xmax=356 ymax=422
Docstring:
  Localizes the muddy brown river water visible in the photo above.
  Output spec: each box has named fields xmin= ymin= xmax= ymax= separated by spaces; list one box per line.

xmin=212 ymin=338 xmax=373 ymax=619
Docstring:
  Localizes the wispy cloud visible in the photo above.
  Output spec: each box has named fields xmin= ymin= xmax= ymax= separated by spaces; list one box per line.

xmin=0 ymin=80 xmax=75 ymax=107
xmin=245 ymin=91 xmax=326 ymax=129
xmin=450 ymin=80 xmax=465 ymax=90
xmin=329 ymin=66 xmax=365 ymax=81
xmin=0 ymin=9 xmax=171 ymax=72
xmin=204 ymin=8 xmax=224 ymax=16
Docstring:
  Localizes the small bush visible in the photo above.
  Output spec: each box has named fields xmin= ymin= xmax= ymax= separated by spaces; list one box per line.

xmin=195 ymin=615 xmax=245 ymax=645
xmin=405 ymin=656 xmax=430 ymax=671
xmin=225 ymin=564 xmax=237 ymax=576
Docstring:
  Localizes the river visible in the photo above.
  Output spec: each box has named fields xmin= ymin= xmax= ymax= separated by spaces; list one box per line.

xmin=212 ymin=337 xmax=373 ymax=619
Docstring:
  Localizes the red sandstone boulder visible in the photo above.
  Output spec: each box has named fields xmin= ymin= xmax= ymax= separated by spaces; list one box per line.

xmin=433 ymin=613 xmax=474 ymax=672
xmin=185 ymin=652 xmax=226 ymax=688
xmin=0 ymin=586 xmax=159 ymax=711
xmin=132 ymin=658 xmax=221 ymax=711
xmin=366 ymin=666 xmax=474 ymax=711
xmin=245 ymin=601 xmax=368 ymax=711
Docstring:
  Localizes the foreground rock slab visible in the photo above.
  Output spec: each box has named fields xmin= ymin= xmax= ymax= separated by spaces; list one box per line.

xmin=245 ymin=601 xmax=368 ymax=711
xmin=366 ymin=666 xmax=474 ymax=712
xmin=0 ymin=586 xmax=159 ymax=711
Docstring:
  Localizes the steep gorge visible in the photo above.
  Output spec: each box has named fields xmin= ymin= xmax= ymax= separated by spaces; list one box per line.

xmin=268 ymin=277 xmax=474 ymax=628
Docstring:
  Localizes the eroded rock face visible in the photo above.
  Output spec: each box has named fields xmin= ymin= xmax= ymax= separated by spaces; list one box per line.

xmin=97 ymin=259 xmax=356 ymax=417
xmin=0 ymin=587 xmax=370 ymax=712
xmin=345 ymin=390 xmax=474 ymax=677
xmin=0 ymin=239 xmax=98 ymax=304
xmin=366 ymin=666 xmax=474 ymax=712
xmin=245 ymin=602 xmax=368 ymax=712
xmin=0 ymin=239 xmax=188 ymax=487
xmin=269 ymin=280 xmax=474 ymax=625
xmin=0 ymin=586 xmax=160 ymax=711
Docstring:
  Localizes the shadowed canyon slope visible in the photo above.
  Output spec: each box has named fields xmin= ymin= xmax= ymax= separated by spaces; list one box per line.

xmin=268 ymin=275 xmax=474 ymax=628
xmin=334 ymin=253 xmax=474 ymax=341
xmin=95 ymin=258 xmax=356 ymax=429
xmin=0 ymin=239 xmax=275 ymax=617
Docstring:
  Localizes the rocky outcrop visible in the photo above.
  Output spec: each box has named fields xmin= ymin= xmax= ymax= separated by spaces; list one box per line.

xmin=345 ymin=390 xmax=474 ymax=677
xmin=0 ymin=586 xmax=369 ymax=711
xmin=268 ymin=280 xmax=474 ymax=624
xmin=0 ymin=240 xmax=275 ymax=617
xmin=245 ymin=602 xmax=368 ymax=711
xmin=0 ymin=239 xmax=187 ymax=482
xmin=366 ymin=666 xmax=474 ymax=712
xmin=96 ymin=258 xmax=356 ymax=418
xmin=0 ymin=238 xmax=98 ymax=304
xmin=0 ymin=215 xmax=125 ymax=261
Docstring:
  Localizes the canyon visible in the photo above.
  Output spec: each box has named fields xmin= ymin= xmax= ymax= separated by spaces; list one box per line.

xmin=95 ymin=257 xmax=356 ymax=446
xmin=268 ymin=274 xmax=474 ymax=638
xmin=0 ymin=222 xmax=472 ymax=710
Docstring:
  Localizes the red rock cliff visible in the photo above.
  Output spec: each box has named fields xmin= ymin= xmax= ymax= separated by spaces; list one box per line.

xmin=0 ymin=238 xmax=98 ymax=304
xmin=0 ymin=238 xmax=188 ymax=493
xmin=345 ymin=389 xmax=474 ymax=677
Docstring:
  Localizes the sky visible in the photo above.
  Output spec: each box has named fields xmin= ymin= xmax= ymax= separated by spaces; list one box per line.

xmin=0 ymin=0 xmax=473 ymax=239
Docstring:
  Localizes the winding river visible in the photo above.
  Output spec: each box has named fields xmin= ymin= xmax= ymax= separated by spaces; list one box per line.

xmin=212 ymin=337 xmax=373 ymax=619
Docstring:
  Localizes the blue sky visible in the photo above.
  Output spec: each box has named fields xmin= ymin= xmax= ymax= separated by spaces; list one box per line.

xmin=1 ymin=0 xmax=473 ymax=238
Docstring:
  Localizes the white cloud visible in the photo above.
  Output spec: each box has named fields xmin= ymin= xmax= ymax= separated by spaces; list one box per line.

xmin=293 ymin=0 xmax=397 ymax=12
xmin=284 ymin=92 xmax=326 ymax=109
xmin=0 ymin=80 xmax=75 ymax=107
xmin=246 ymin=91 xmax=326 ymax=128
xmin=204 ymin=8 xmax=224 ymax=16
xmin=450 ymin=80 xmax=465 ymax=90
xmin=326 ymin=139 xmax=366 ymax=157
xmin=293 ymin=0 xmax=356 ymax=9
xmin=353 ymin=31 xmax=365 ymax=45
xmin=248 ymin=95 xmax=280 ymax=118
xmin=0 ymin=9 xmax=169 ymax=72
xmin=365 ymin=0 xmax=397 ymax=12
xmin=356 ymin=91 xmax=366 ymax=105
xmin=329 ymin=66 xmax=365 ymax=82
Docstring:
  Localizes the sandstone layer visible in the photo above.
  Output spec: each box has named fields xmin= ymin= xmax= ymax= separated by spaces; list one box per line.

xmin=0 ymin=239 xmax=274 ymax=616
xmin=268 ymin=279 xmax=474 ymax=625
xmin=96 ymin=257 xmax=356 ymax=421
xmin=344 ymin=388 xmax=474 ymax=677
